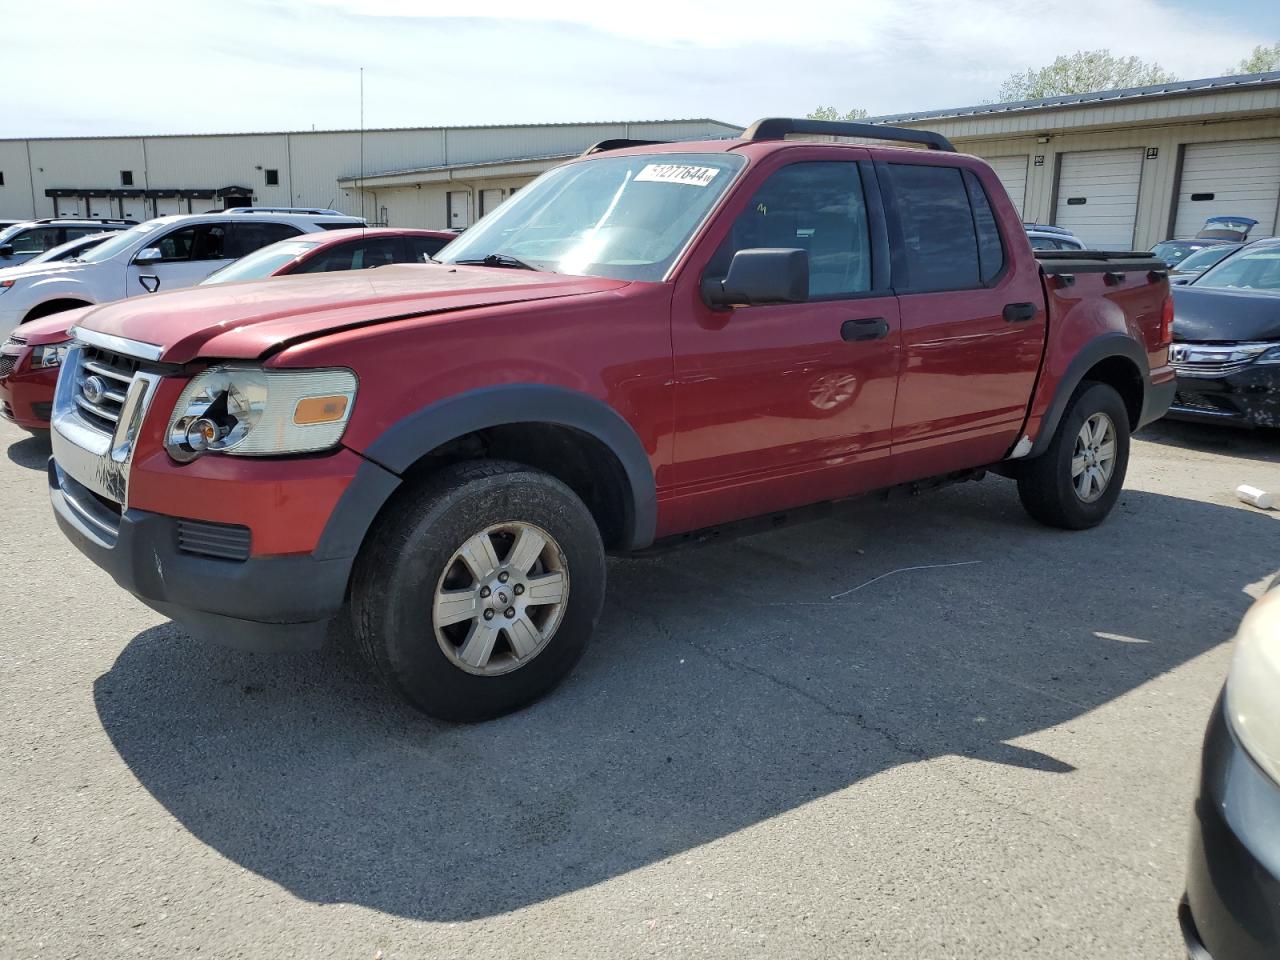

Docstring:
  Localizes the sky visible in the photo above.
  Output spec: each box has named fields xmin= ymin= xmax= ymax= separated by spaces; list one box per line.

xmin=6 ymin=0 xmax=1279 ymax=137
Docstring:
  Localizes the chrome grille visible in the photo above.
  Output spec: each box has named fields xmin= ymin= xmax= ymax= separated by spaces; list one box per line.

xmin=0 ymin=354 xmax=15 ymax=379
xmin=72 ymin=346 xmax=141 ymax=433
xmin=1170 ymin=341 xmax=1272 ymax=379
xmin=1171 ymin=358 xmax=1256 ymax=378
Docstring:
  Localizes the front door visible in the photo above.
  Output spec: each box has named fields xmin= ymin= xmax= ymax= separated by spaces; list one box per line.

xmin=882 ymin=160 xmax=1047 ymax=481
xmin=668 ymin=158 xmax=901 ymax=533
xmin=125 ymin=221 xmax=234 ymax=298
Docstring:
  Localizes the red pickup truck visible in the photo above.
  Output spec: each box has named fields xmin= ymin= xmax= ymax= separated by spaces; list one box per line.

xmin=46 ymin=119 xmax=1175 ymax=721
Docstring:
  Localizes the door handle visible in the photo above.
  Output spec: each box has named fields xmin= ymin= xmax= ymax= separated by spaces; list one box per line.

xmin=138 ymin=275 xmax=161 ymax=294
xmin=841 ymin=317 xmax=889 ymax=342
xmin=1002 ymin=302 xmax=1036 ymax=323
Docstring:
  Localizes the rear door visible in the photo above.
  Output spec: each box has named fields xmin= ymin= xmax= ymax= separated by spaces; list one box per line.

xmin=669 ymin=154 xmax=902 ymax=531
xmin=883 ymin=158 xmax=1047 ymax=481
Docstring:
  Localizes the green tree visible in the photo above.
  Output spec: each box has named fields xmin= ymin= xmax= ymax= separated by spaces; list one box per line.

xmin=807 ymin=106 xmax=870 ymax=121
xmin=1230 ymin=43 xmax=1280 ymax=74
xmin=997 ymin=50 xmax=1177 ymax=102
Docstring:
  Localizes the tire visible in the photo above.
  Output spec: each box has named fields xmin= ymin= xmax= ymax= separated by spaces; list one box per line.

xmin=1016 ymin=381 xmax=1131 ymax=530
xmin=351 ymin=459 xmax=606 ymax=722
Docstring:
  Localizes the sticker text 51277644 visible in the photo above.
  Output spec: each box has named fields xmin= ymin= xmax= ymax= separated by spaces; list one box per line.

xmin=634 ymin=163 xmax=721 ymax=187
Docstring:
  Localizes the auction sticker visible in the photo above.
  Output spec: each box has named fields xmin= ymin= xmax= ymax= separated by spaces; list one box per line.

xmin=634 ymin=163 xmax=721 ymax=187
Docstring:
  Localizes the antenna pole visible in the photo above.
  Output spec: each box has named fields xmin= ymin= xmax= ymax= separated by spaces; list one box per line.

xmin=359 ymin=67 xmax=366 ymax=226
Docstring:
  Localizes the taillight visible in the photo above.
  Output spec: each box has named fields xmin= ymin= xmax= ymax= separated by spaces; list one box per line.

xmin=1159 ymin=294 xmax=1174 ymax=347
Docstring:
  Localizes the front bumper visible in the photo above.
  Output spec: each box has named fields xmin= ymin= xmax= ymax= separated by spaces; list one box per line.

xmin=1168 ymin=364 xmax=1280 ymax=428
xmin=0 ymin=347 xmax=57 ymax=431
xmin=1183 ymin=694 xmax=1280 ymax=960
xmin=49 ymin=458 xmax=380 ymax=651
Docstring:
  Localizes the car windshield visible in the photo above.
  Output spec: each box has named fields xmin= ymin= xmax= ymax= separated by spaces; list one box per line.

xmin=202 ymin=239 xmax=322 ymax=285
xmin=30 ymin=233 xmax=110 ymax=264
xmin=0 ymin=223 xmax=31 ymax=246
xmin=1195 ymin=246 xmax=1280 ymax=292
xmin=1150 ymin=240 xmax=1201 ymax=265
xmin=1175 ymin=244 xmax=1238 ymax=275
xmin=437 ymin=152 xmax=746 ymax=281
xmin=75 ymin=220 xmax=162 ymax=263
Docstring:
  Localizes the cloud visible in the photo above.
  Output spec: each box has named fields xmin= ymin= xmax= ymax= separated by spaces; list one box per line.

xmin=4 ymin=0 xmax=1275 ymax=137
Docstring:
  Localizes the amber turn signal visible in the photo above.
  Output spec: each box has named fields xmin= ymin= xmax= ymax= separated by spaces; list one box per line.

xmin=293 ymin=395 xmax=349 ymax=425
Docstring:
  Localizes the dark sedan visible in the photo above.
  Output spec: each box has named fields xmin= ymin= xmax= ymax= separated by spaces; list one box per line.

xmin=1168 ymin=238 xmax=1280 ymax=428
xmin=1181 ymin=586 xmax=1280 ymax=959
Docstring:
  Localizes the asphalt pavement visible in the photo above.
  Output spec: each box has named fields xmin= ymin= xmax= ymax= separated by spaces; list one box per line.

xmin=1 ymin=416 xmax=1277 ymax=959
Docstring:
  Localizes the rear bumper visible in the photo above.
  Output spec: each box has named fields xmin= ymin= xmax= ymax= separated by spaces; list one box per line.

xmin=1183 ymin=694 xmax=1280 ymax=960
xmin=0 ymin=353 xmax=57 ymax=431
xmin=1168 ymin=365 xmax=1280 ymax=428
xmin=49 ymin=455 xmax=401 ymax=652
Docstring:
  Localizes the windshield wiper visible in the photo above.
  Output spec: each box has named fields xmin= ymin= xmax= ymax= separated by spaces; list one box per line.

xmin=453 ymin=253 xmax=536 ymax=271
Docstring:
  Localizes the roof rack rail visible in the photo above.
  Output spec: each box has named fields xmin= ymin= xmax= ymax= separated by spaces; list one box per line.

xmin=580 ymin=138 xmax=668 ymax=156
xmin=742 ymin=118 xmax=955 ymax=152
xmin=220 ymin=206 xmax=347 ymax=216
xmin=1023 ymin=223 xmax=1075 ymax=236
xmin=35 ymin=216 xmax=138 ymax=225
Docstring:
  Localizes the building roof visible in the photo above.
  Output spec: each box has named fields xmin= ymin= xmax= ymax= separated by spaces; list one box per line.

xmin=338 ymin=153 xmax=576 ymax=185
xmin=4 ymin=118 xmax=742 ymax=144
xmin=867 ymin=70 xmax=1280 ymax=125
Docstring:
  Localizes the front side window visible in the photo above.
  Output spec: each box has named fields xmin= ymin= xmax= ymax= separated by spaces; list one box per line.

xmin=891 ymin=163 xmax=984 ymax=293
xmin=1195 ymin=247 xmax=1280 ymax=292
xmin=437 ymin=152 xmax=745 ymax=281
xmin=9 ymin=226 xmax=63 ymax=254
xmin=149 ymin=223 xmax=229 ymax=263
xmin=407 ymin=235 xmax=449 ymax=261
xmin=708 ymin=161 xmax=872 ymax=299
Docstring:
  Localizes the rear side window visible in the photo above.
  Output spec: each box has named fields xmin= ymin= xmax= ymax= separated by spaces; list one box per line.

xmin=229 ymin=221 xmax=303 ymax=258
xmin=710 ymin=161 xmax=872 ymax=299
xmin=891 ymin=163 xmax=998 ymax=293
xmin=963 ymin=170 xmax=1004 ymax=283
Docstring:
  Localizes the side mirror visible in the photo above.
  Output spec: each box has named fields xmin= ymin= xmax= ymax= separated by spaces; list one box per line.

xmin=134 ymin=247 xmax=162 ymax=265
xmin=703 ymin=248 xmax=809 ymax=308
xmin=0 ymin=245 xmax=13 ymax=258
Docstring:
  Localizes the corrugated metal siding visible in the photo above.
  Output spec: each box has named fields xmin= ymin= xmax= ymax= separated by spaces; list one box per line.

xmin=0 ymin=141 xmax=35 ymax=219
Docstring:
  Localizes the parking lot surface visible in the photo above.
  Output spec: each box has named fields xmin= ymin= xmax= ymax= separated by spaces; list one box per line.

xmin=1 ymin=416 xmax=1277 ymax=959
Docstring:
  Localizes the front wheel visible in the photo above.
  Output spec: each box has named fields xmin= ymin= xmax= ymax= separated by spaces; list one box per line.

xmin=351 ymin=460 xmax=606 ymax=722
xmin=1016 ymin=381 xmax=1131 ymax=530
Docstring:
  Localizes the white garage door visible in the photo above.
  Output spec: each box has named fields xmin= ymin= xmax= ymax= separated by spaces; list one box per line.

xmin=983 ymin=155 xmax=1028 ymax=218
xmin=1173 ymin=139 xmax=1280 ymax=238
xmin=87 ymin=196 xmax=114 ymax=219
xmin=1054 ymin=148 xmax=1144 ymax=249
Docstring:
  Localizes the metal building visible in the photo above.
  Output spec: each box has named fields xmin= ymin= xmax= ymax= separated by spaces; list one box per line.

xmin=873 ymin=70 xmax=1280 ymax=249
xmin=0 ymin=119 xmax=741 ymax=227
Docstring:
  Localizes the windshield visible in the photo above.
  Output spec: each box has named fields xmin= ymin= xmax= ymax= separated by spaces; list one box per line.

xmin=1150 ymin=240 xmax=1202 ymax=266
xmin=30 ymin=233 xmax=110 ymax=264
xmin=1175 ymin=244 xmax=1238 ymax=275
xmin=437 ymin=152 xmax=746 ymax=281
xmin=202 ymin=239 xmax=321 ymax=285
xmin=1195 ymin=245 xmax=1280 ymax=292
xmin=0 ymin=223 xmax=30 ymax=246
xmin=76 ymin=220 xmax=162 ymax=263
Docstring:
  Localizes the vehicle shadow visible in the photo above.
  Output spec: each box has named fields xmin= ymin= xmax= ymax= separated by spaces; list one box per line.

xmin=93 ymin=483 xmax=1276 ymax=922
xmin=5 ymin=432 xmax=50 ymax=470
xmin=1139 ymin=418 xmax=1280 ymax=464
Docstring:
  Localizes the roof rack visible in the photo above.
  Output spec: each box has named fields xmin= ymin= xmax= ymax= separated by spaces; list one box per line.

xmin=742 ymin=118 xmax=955 ymax=152
xmin=220 ymin=206 xmax=348 ymax=216
xmin=32 ymin=216 xmax=137 ymax=225
xmin=1023 ymin=223 xmax=1076 ymax=236
xmin=580 ymin=138 xmax=668 ymax=156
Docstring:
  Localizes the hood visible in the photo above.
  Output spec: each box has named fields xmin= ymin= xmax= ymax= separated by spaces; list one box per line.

xmin=0 ymin=259 xmax=89 ymax=284
xmin=7 ymin=306 xmax=92 ymax=345
xmin=75 ymin=264 xmax=630 ymax=363
xmin=1172 ymin=285 xmax=1280 ymax=343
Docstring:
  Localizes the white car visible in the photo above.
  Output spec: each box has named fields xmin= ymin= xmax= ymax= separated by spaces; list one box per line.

xmin=0 ymin=208 xmax=364 ymax=340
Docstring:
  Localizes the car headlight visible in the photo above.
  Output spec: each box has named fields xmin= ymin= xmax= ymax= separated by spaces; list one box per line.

xmin=1226 ymin=589 xmax=1280 ymax=786
xmin=1257 ymin=345 xmax=1280 ymax=365
xmin=165 ymin=366 xmax=357 ymax=461
xmin=32 ymin=343 xmax=70 ymax=369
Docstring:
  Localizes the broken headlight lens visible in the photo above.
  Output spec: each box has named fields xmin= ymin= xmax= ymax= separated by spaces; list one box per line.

xmin=165 ymin=366 xmax=357 ymax=462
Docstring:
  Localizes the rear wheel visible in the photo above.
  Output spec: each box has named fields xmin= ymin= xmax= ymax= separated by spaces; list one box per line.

xmin=1016 ymin=381 xmax=1130 ymax=530
xmin=351 ymin=460 xmax=606 ymax=722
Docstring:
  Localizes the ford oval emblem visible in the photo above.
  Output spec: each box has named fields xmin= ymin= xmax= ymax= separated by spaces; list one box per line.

xmin=82 ymin=375 xmax=108 ymax=405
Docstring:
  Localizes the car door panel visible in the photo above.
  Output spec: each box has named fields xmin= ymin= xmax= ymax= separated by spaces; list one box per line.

xmin=667 ymin=156 xmax=901 ymax=533
xmin=880 ymin=159 xmax=1047 ymax=482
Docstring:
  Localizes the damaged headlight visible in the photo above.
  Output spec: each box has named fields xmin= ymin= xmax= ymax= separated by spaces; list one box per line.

xmin=165 ymin=366 xmax=357 ymax=462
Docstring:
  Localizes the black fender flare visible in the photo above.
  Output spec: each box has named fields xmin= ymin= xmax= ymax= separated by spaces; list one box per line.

xmin=316 ymin=384 xmax=658 ymax=558
xmin=1028 ymin=333 xmax=1149 ymax=459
